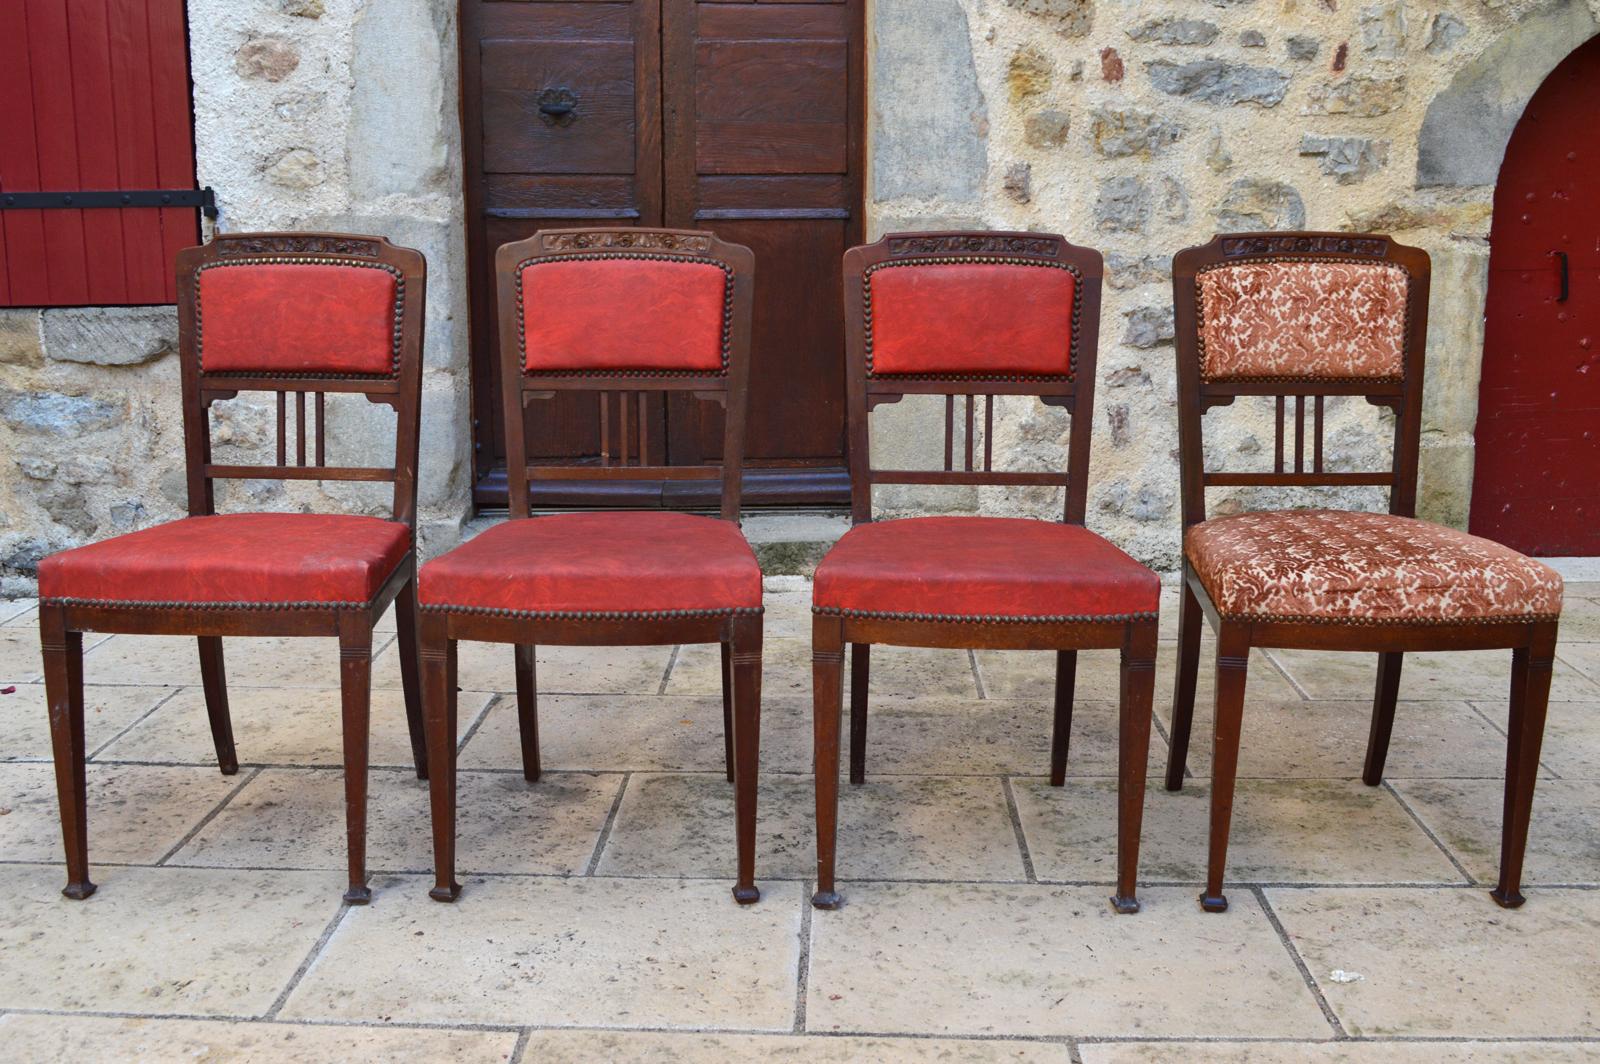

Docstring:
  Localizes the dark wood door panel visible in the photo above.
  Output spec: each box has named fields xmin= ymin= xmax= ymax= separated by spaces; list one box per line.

xmin=481 ymin=40 xmax=637 ymax=175
xmin=694 ymin=40 xmax=848 ymax=174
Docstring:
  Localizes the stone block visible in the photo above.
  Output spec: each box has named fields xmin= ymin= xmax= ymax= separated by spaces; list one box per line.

xmin=1214 ymin=178 xmax=1305 ymax=231
xmin=1146 ymin=58 xmax=1289 ymax=107
xmin=41 ymin=307 xmax=177 ymax=367
xmin=1090 ymin=107 xmax=1183 ymax=158
xmin=1127 ymin=18 xmax=1218 ymax=46
xmin=872 ymin=0 xmax=986 ymax=203
xmin=0 ymin=311 xmax=42 ymax=367
xmin=349 ymin=0 xmax=449 ymax=198
xmin=1094 ymin=176 xmax=1152 ymax=233
xmin=1305 ymin=75 xmax=1406 ymax=117
xmin=0 ymin=391 xmax=124 ymax=435
xmin=1003 ymin=0 xmax=1092 ymax=37
xmin=234 ymin=36 xmax=299 ymax=82
xmin=1299 ymin=134 xmax=1390 ymax=183
xmin=1022 ymin=109 xmax=1070 ymax=148
xmin=1122 ymin=305 xmax=1175 ymax=349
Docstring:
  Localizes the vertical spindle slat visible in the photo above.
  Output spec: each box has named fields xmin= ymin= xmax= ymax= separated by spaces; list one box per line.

xmin=983 ymin=394 xmax=994 ymax=472
xmin=599 ymin=392 xmax=611 ymax=466
xmin=276 ymin=391 xmax=287 ymax=467
xmin=1313 ymin=395 xmax=1325 ymax=473
xmin=619 ymin=391 xmax=631 ymax=466
xmin=295 ymin=391 xmax=307 ymax=466
xmin=944 ymin=394 xmax=954 ymax=471
xmin=964 ymin=394 xmax=975 ymax=472
xmin=1274 ymin=395 xmax=1285 ymax=474
xmin=637 ymin=391 xmax=648 ymax=466
xmin=1293 ymin=395 xmax=1305 ymax=473
xmin=315 ymin=392 xmax=326 ymax=467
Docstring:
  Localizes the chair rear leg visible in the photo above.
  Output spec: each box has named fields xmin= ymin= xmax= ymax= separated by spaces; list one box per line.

xmin=1166 ymin=576 xmax=1203 ymax=791
xmin=197 ymin=636 xmax=238 ymax=775
xmin=1112 ymin=622 xmax=1157 ymax=914
xmin=1362 ymin=652 xmax=1403 ymax=786
xmin=338 ymin=615 xmax=374 ymax=905
xmin=812 ymin=616 xmax=846 ymax=910
xmin=514 ymin=643 xmax=541 ymax=783
xmin=1202 ymin=624 xmax=1251 ymax=914
xmin=720 ymin=641 xmax=735 ymax=783
xmin=424 ymin=614 xmax=462 ymax=902
xmin=42 ymin=608 xmax=94 ymax=900
xmin=1050 ymin=649 xmax=1078 ymax=786
xmin=730 ymin=616 xmax=764 ymax=905
xmin=1492 ymin=627 xmax=1556 ymax=908
xmin=849 ymin=643 xmax=869 ymax=785
xmin=395 ymin=573 xmax=429 ymax=780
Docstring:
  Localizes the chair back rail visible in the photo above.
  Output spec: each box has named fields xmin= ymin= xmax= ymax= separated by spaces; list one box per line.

xmin=175 ymin=232 xmax=427 ymax=527
xmin=494 ymin=228 xmax=756 ymax=522
xmin=1172 ymin=231 xmax=1431 ymax=529
xmin=842 ymin=231 xmax=1104 ymax=525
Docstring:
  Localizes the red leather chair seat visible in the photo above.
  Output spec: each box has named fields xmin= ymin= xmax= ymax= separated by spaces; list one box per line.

xmin=1186 ymin=509 xmax=1564 ymax=624
xmin=420 ymin=512 xmax=762 ymax=615
xmin=813 ymin=516 xmax=1159 ymax=620
xmin=38 ymin=514 xmax=411 ymax=606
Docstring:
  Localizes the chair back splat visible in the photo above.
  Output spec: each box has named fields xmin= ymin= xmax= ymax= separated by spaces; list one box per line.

xmin=1171 ymin=231 xmax=1432 ymax=531
xmin=495 ymin=228 xmax=756 ymax=522
xmin=176 ymin=232 xmax=428 ymax=528
xmin=841 ymin=231 xmax=1103 ymax=525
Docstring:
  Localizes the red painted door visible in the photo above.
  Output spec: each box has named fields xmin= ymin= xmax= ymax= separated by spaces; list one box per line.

xmin=1471 ymin=37 xmax=1600 ymax=555
xmin=0 ymin=0 xmax=198 ymax=306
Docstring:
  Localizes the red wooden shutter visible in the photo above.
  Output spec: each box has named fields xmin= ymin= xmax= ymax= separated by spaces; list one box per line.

xmin=0 ymin=0 xmax=199 ymax=306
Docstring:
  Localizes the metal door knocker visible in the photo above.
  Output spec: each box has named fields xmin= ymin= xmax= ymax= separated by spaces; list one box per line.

xmin=537 ymin=88 xmax=577 ymax=127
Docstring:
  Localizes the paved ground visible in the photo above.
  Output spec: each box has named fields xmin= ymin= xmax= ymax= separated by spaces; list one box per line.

xmin=1 ymin=578 xmax=1598 ymax=1062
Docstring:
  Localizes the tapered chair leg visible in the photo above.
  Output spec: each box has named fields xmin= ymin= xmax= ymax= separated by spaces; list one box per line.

xmin=423 ymin=613 xmax=461 ymax=902
xmin=514 ymin=643 xmax=541 ymax=782
xmin=42 ymin=608 xmax=94 ymax=900
xmin=1112 ymin=622 xmax=1157 ymax=914
xmin=1201 ymin=624 xmax=1251 ymax=913
xmin=1491 ymin=626 xmax=1557 ymax=908
xmin=849 ymin=643 xmax=869 ymax=785
xmin=730 ymin=616 xmax=764 ymax=905
xmin=197 ymin=636 xmax=238 ymax=775
xmin=338 ymin=614 xmax=374 ymax=905
xmin=812 ymin=616 xmax=846 ymax=910
xmin=720 ymin=641 xmax=735 ymax=783
xmin=395 ymin=574 xmax=429 ymax=780
xmin=1050 ymin=649 xmax=1078 ymax=786
xmin=1166 ymin=576 xmax=1203 ymax=791
xmin=1362 ymin=651 xmax=1403 ymax=785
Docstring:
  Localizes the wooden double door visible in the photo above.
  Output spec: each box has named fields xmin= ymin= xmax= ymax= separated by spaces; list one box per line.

xmin=461 ymin=0 xmax=861 ymax=508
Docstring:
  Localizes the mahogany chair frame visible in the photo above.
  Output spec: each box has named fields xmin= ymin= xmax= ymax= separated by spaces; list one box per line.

xmin=1168 ymin=231 xmax=1559 ymax=911
xmin=422 ymin=228 xmax=764 ymax=903
xmin=813 ymin=231 xmax=1158 ymax=913
xmin=41 ymin=232 xmax=429 ymax=904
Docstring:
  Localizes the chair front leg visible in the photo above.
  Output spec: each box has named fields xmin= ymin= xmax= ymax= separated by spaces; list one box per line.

xmin=1050 ymin=649 xmax=1078 ymax=786
xmin=423 ymin=613 xmax=461 ymax=902
xmin=338 ymin=613 xmax=374 ymax=905
xmin=1202 ymin=623 xmax=1251 ymax=913
xmin=197 ymin=636 xmax=239 ymax=775
xmin=720 ymin=641 xmax=735 ymax=783
xmin=42 ymin=608 xmax=94 ymax=900
xmin=1166 ymin=574 xmax=1203 ymax=790
xmin=1491 ymin=624 xmax=1557 ymax=908
xmin=812 ymin=615 xmax=846 ymax=910
xmin=514 ymin=643 xmax=541 ymax=782
xmin=849 ymin=643 xmax=870 ymax=784
xmin=1113 ymin=622 xmax=1157 ymax=914
xmin=730 ymin=615 xmax=764 ymax=905
xmin=1362 ymin=651 xmax=1403 ymax=786
xmin=394 ymin=571 xmax=429 ymax=780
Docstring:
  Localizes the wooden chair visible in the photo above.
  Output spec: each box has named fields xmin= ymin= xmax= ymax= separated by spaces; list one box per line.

xmin=420 ymin=228 xmax=764 ymax=904
xmin=1168 ymin=231 xmax=1564 ymax=912
xmin=38 ymin=232 xmax=429 ymax=904
xmin=811 ymin=231 xmax=1160 ymax=913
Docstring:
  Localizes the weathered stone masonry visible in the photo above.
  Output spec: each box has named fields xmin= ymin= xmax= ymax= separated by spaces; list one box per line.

xmin=1 ymin=0 xmax=1595 ymax=594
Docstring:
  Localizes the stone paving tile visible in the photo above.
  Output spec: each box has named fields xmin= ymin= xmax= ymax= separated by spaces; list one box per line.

xmin=668 ymin=638 xmax=980 ymax=700
xmin=1080 ymin=1041 xmax=1600 ymax=1063
xmin=460 ymin=692 xmax=808 ymax=774
xmin=282 ymin=876 xmax=804 ymax=1029
xmin=1392 ymin=778 xmax=1600 ymax=885
xmin=169 ymin=767 xmax=618 ymax=876
xmin=1268 ymin=648 xmax=1600 ymax=703
xmin=0 ymin=762 xmax=242 ymax=864
xmin=806 ymin=883 xmax=1331 ymax=1038
xmin=598 ymin=773 xmax=1026 ymax=882
xmin=1269 ymin=887 xmax=1600 ymax=1037
xmin=0 ymin=1014 xmax=520 ymax=1063
xmin=0 ymin=864 xmax=334 ymax=1015
xmin=1481 ymin=699 xmax=1600 ymax=779
xmin=97 ymin=685 xmax=493 ymax=770
xmin=1013 ymin=778 xmax=1464 ymax=886
xmin=0 ymin=682 xmax=168 ymax=761
xmin=374 ymin=638 xmax=673 ymax=695
xmin=759 ymin=588 xmax=816 ymax=639
xmin=0 ymin=597 xmax=37 ymax=625
xmin=79 ymin=634 xmax=400 ymax=689
xmin=978 ymin=646 xmax=1300 ymax=704
xmin=0 ymin=627 xmax=111 ymax=683
xmin=1559 ymin=641 xmax=1600 ymax=685
xmin=1155 ymin=696 xmax=1508 ymax=780
xmin=517 ymin=1030 xmax=1070 ymax=1062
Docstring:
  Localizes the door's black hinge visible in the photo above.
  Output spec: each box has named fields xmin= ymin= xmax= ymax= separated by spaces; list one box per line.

xmin=1 ymin=186 xmax=218 ymax=219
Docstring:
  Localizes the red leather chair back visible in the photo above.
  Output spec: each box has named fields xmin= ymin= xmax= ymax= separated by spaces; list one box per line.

xmin=841 ymin=231 xmax=1104 ymax=525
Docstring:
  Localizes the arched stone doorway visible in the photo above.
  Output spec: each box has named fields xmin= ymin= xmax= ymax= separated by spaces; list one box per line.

xmin=1469 ymin=35 xmax=1600 ymax=555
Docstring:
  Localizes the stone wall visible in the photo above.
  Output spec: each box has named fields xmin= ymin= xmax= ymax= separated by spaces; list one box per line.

xmin=0 ymin=0 xmax=471 ymax=596
xmin=2 ymin=0 xmax=1596 ymax=595
xmin=865 ymin=0 xmax=1600 ymax=568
